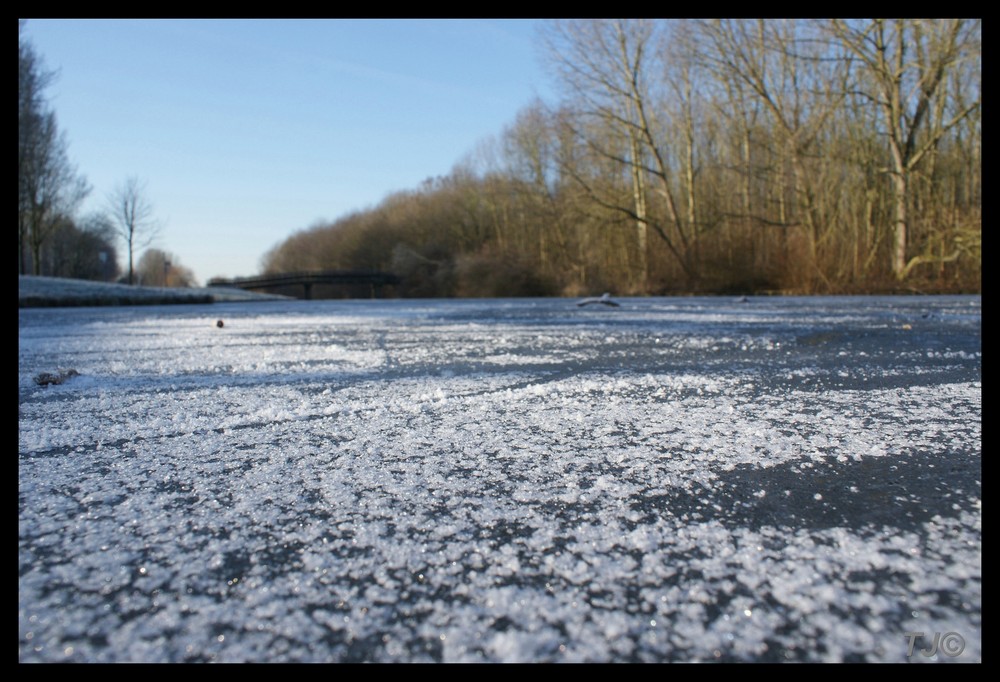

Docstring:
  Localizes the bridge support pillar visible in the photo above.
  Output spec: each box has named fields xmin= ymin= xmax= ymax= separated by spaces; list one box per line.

xmin=303 ymin=282 xmax=313 ymax=300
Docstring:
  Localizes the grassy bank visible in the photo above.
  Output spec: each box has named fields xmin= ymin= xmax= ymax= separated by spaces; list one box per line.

xmin=18 ymin=276 xmax=289 ymax=308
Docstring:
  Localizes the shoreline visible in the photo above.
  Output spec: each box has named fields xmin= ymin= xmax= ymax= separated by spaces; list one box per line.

xmin=18 ymin=274 xmax=982 ymax=309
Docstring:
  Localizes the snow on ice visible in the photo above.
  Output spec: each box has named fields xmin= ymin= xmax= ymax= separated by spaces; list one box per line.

xmin=18 ymin=296 xmax=981 ymax=662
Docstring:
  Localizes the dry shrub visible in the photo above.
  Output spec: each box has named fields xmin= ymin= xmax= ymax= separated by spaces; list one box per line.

xmin=454 ymin=251 xmax=558 ymax=298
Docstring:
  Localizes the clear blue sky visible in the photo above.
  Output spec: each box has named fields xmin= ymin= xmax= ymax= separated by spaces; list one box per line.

xmin=22 ymin=18 xmax=553 ymax=285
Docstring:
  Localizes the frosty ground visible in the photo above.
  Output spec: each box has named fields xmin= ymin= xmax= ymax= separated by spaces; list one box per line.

xmin=18 ymin=274 xmax=289 ymax=308
xmin=18 ymin=292 xmax=981 ymax=662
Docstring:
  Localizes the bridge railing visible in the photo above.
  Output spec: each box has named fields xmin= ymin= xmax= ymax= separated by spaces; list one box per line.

xmin=209 ymin=270 xmax=400 ymax=287
xmin=207 ymin=270 xmax=401 ymax=299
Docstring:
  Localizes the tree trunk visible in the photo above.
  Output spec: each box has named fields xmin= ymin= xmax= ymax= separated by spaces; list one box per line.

xmin=891 ymin=170 xmax=908 ymax=279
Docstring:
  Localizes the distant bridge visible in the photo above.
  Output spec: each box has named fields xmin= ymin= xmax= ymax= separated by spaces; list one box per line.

xmin=208 ymin=270 xmax=401 ymax=300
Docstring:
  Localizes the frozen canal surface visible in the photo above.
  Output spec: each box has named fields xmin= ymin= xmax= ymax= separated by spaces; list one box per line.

xmin=19 ymin=296 xmax=981 ymax=662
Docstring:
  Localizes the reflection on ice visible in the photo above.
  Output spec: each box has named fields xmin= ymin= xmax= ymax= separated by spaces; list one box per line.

xmin=19 ymin=296 xmax=980 ymax=662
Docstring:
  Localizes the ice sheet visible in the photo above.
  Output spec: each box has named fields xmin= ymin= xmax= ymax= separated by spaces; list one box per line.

xmin=18 ymin=296 xmax=981 ymax=662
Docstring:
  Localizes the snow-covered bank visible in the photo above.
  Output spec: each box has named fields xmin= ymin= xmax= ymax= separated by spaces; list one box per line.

xmin=19 ymin=275 xmax=289 ymax=307
xmin=18 ymin=296 xmax=981 ymax=662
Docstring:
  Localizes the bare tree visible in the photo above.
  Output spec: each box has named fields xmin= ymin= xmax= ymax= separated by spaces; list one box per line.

xmin=107 ymin=176 xmax=160 ymax=284
xmin=542 ymin=19 xmax=698 ymax=290
xmin=829 ymin=19 xmax=981 ymax=280
xmin=19 ymin=22 xmax=89 ymax=275
xmin=137 ymin=248 xmax=197 ymax=287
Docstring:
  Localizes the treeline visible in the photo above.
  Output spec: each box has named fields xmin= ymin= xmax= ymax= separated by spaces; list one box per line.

xmin=18 ymin=21 xmax=114 ymax=280
xmin=18 ymin=21 xmax=196 ymax=287
xmin=263 ymin=19 xmax=980 ymax=296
